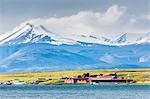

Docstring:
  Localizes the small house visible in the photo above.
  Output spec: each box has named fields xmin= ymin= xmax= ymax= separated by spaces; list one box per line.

xmin=64 ymin=77 xmax=89 ymax=84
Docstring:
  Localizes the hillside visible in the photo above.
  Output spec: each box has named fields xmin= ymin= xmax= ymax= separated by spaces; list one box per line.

xmin=0 ymin=68 xmax=150 ymax=84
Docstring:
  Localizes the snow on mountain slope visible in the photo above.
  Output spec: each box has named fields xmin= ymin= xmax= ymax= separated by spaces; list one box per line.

xmin=0 ymin=23 xmax=100 ymax=45
xmin=0 ymin=23 xmax=79 ymax=45
xmin=136 ymin=32 xmax=150 ymax=44
xmin=0 ymin=22 xmax=149 ymax=46
xmin=0 ymin=24 xmax=32 ymax=45
xmin=114 ymin=33 xmax=127 ymax=43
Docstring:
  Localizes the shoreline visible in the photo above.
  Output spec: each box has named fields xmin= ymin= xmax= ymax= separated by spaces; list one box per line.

xmin=0 ymin=68 xmax=150 ymax=85
xmin=0 ymin=83 xmax=150 ymax=86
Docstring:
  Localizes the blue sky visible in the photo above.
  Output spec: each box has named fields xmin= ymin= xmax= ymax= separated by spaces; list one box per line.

xmin=0 ymin=0 xmax=150 ymax=34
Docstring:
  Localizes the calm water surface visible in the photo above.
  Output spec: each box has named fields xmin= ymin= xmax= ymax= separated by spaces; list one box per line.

xmin=0 ymin=84 xmax=150 ymax=99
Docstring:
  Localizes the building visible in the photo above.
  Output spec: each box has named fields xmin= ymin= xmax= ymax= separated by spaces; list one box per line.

xmin=63 ymin=73 xmax=133 ymax=84
xmin=30 ymin=78 xmax=50 ymax=84
xmin=64 ymin=78 xmax=74 ymax=84
xmin=64 ymin=77 xmax=89 ymax=84
xmin=3 ymin=81 xmax=13 ymax=85
xmin=12 ymin=79 xmax=25 ymax=85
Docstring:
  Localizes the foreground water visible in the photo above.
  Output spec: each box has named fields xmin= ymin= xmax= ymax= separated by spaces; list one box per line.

xmin=0 ymin=84 xmax=150 ymax=99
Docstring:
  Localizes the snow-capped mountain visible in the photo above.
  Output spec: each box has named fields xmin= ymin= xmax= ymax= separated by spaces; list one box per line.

xmin=0 ymin=22 xmax=149 ymax=46
xmin=0 ymin=22 xmax=149 ymax=73
xmin=0 ymin=23 xmax=78 ymax=45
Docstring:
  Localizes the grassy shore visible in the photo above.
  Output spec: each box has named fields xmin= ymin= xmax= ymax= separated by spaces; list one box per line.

xmin=0 ymin=68 xmax=150 ymax=84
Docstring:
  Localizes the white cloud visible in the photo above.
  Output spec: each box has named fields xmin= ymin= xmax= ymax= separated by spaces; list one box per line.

xmin=100 ymin=5 xmax=126 ymax=25
xmin=23 ymin=5 xmax=149 ymax=35
xmin=129 ymin=13 xmax=150 ymax=24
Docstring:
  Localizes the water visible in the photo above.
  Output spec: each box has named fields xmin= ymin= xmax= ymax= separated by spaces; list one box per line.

xmin=0 ymin=84 xmax=150 ymax=99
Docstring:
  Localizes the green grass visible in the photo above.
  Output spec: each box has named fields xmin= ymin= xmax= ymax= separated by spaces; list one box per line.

xmin=0 ymin=68 xmax=150 ymax=84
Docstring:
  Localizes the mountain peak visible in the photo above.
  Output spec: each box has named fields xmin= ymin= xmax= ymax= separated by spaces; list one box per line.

xmin=0 ymin=23 xmax=55 ymax=45
xmin=26 ymin=23 xmax=34 ymax=28
xmin=136 ymin=32 xmax=150 ymax=44
xmin=115 ymin=33 xmax=127 ymax=43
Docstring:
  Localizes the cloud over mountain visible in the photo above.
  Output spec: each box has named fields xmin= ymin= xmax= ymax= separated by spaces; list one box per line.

xmin=20 ymin=5 xmax=150 ymax=36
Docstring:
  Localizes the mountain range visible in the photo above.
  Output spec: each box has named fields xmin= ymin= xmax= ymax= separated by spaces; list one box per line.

xmin=0 ymin=23 xmax=149 ymax=73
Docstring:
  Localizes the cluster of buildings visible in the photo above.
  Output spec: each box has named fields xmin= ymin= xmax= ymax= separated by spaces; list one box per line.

xmin=63 ymin=73 xmax=133 ymax=84
xmin=0 ymin=73 xmax=134 ymax=85
xmin=0 ymin=78 xmax=52 ymax=85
